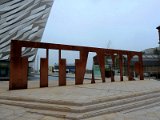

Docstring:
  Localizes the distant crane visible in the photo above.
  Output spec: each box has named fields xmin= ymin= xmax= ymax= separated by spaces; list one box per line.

xmin=106 ymin=40 xmax=111 ymax=49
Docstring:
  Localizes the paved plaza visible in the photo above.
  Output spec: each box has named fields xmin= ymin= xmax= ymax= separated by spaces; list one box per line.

xmin=2 ymin=103 xmax=160 ymax=120
xmin=0 ymin=78 xmax=160 ymax=119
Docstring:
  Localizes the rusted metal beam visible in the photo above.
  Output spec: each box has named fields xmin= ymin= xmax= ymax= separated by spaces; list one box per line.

xmin=11 ymin=40 xmax=141 ymax=54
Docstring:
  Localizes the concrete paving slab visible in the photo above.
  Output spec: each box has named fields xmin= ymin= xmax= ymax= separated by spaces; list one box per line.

xmin=1 ymin=79 xmax=160 ymax=104
xmin=1 ymin=78 xmax=160 ymax=120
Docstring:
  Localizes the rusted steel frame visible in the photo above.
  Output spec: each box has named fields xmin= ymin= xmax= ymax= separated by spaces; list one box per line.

xmin=119 ymin=53 xmax=123 ymax=81
xmin=138 ymin=53 xmax=144 ymax=80
xmin=111 ymin=54 xmax=115 ymax=82
xmin=40 ymin=49 xmax=49 ymax=88
xmin=127 ymin=53 xmax=144 ymax=81
xmin=127 ymin=54 xmax=133 ymax=81
xmin=10 ymin=40 xmax=144 ymax=90
xmin=40 ymin=58 xmax=48 ymax=87
xmin=12 ymin=40 xmax=141 ymax=54
xmin=9 ymin=41 xmax=28 ymax=90
xmin=96 ymin=50 xmax=105 ymax=83
xmin=134 ymin=62 xmax=140 ymax=75
xmin=40 ymin=49 xmax=49 ymax=87
xmin=75 ymin=50 xmax=89 ymax=85
xmin=59 ymin=50 xmax=66 ymax=86
xmin=103 ymin=53 xmax=115 ymax=82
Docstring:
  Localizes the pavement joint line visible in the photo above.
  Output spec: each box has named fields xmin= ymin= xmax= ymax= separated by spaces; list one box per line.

xmin=76 ymin=86 xmax=148 ymax=93
xmin=122 ymin=102 xmax=160 ymax=114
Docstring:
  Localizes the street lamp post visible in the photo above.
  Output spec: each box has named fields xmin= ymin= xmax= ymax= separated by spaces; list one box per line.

xmin=156 ymin=26 xmax=160 ymax=47
xmin=156 ymin=26 xmax=160 ymax=79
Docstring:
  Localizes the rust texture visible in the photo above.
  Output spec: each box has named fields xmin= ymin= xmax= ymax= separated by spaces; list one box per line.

xmin=96 ymin=51 xmax=105 ymax=83
xmin=139 ymin=54 xmax=144 ymax=80
xmin=59 ymin=59 xmax=66 ymax=86
xmin=9 ymin=40 xmax=144 ymax=90
xmin=58 ymin=50 xmax=67 ymax=86
xmin=127 ymin=54 xmax=132 ymax=81
xmin=9 ymin=41 xmax=28 ymax=90
xmin=75 ymin=50 xmax=89 ymax=85
xmin=40 ymin=58 xmax=48 ymax=87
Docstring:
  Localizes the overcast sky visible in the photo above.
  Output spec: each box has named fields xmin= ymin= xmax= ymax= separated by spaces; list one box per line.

xmin=38 ymin=0 xmax=160 ymax=69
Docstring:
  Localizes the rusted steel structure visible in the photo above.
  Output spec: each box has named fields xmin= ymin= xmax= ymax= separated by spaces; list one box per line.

xmin=9 ymin=40 xmax=144 ymax=90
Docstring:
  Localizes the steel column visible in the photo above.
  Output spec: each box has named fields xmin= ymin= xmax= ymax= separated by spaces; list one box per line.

xmin=97 ymin=51 xmax=105 ymax=83
xmin=10 ymin=41 xmax=28 ymax=90
xmin=59 ymin=50 xmax=66 ymax=86
xmin=139 ymin=54 xmax=144 ymax=80
xmin=75 ymin=50 xmax=88 ymax=85
xmin=127 ymin=54 xmax=133 ymax=81
xmin=40 ymin=58 xmax=48 ymax=87
xmin=59 ymin=59 xmax=66 ymax=86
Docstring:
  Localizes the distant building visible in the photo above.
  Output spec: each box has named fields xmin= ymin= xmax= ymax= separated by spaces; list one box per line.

xmin=93 ymin=56 xmax=114 ymax=77
xmin=93 ymin=52 xmax=160 ymax=78
xmin=93 ymin=26 xmax=160 ymax=79
xmin=134 ymin=49 xmax=160 ymax=78
xmin=48 ymin=66 xmax=54 ymax=73
xmin=54 ymin=64 xmax=75 ymax=73
xmin=0 ymin=60 xmax=9 ymax=80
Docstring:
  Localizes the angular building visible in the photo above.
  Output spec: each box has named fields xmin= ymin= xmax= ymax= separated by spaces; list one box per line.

xmin=0 ymin=0 xmax=54 ymax=80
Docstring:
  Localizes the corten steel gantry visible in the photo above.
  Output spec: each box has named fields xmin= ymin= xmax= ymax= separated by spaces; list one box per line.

xmin=9 ymin=40 xmax=144 ymax=90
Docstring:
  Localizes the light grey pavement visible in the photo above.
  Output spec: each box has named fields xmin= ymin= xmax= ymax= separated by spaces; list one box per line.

xmin=0 ymin=78 xmax=160 ymax=103
xmin=1 ymin=77 xmax=160 ymax=120
xmin=0 ymin=104 xmax=63 ymax=120
xmin=86 ymin=105 xmax=160 ymax=120
xmin=1 ymin=100 xmax=160 ymax=120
